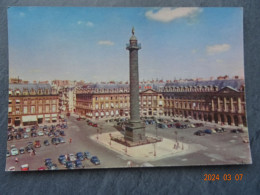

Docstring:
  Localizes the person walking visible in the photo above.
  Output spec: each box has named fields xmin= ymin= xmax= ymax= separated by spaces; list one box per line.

xmin=15 ymin=157 xmax=19 ymax=164
xmin=69 ymin=138 xmax=72 ymax=143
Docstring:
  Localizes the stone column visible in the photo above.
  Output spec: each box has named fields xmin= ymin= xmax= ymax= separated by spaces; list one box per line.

xmin=217 ymin=97 xmax=221 ymax=112
xmin=125 ymin=28 xmax=145 ymax=142
xmin=224 ymin=97 xmax=227 ymax=112
xmin=238 ymin=97 xmax=242 ymax=113
xmin=230 ymin=97 xmax=234 ymax=112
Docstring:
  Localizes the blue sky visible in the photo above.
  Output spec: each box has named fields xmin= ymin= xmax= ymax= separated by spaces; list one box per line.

xmin=8 ymin=7 xmax=244 ymax=82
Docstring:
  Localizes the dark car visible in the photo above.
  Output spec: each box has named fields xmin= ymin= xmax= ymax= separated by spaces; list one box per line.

xmin=175 ymin=123 xmax=181 ymax=128
xmin=75 ymin=160 xmax=83 ymax=168
xmin=58 ymin=155 xmax=67 ymax=165
xmin=92 ymin=123 xmax=98 ymax=127
xmin=194 ymin=130 xmax=205 ymax=136
xmin=44 ymin=140 xmax=50 ymax=146
xmin=54 ymin=132 xmax=60 ymax=137
xmin=31 ymin=132 xmax=37 ymax=137
xmin=15 ymin=134 xmax=22 ymax=140
xmin=51 ymin=138 xmax=59 ymax=145
xmin=50 ymin=164 xmax=58 ymax=170
xmin=90 ymin=156 xmax=100 ymax=165
xmin=66 ymin=161 xmax=74 ymax=169
xmin=231 ymin=129 xmax=244 ymax=133
xmin=19 ymin=147 xmax=25 ymax=154
xmin=25 ymin=146 xmax=33 ymax=153
xmin=7 ymin=135 xmax=13 ymax=141
xmin=204 ymin=129 xmax=212 ymax=134
xmin=76 ymin=152 xmax=84 ymax=161
xmin=84 ymin=151 xmax=92 ymax=159
xmin=60 ymin=131 xmax=65 ymax=136
xmin=44 ymin=158 xmax=52 ymax=166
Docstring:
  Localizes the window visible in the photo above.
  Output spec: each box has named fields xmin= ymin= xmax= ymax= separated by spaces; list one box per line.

xmin=31 ymin=106 xmax=35 ymax=114
xmin=8 ymin=107 xmax=12 ymax=114
xmin=39 ymin=100 xmax=42 ymax=104
xmin=105 ymin=103 xmax=109 ymax=108
xmin=23 ymin=107 xmax=27 ymax=114
xmin=46 ymin=100 xmax=50 ymax=104
xmin=96 ymin=97 xmax=98 ymax=101
xmin=39 ymin=106 xmax=42 ymax=113
xmin=9 ymin=100 xmax=12 ymax=104
xmin=16 ymin=107 xmax=20 ymax=114
xmin=95 ymin=104 xmax=99 ymax=109
xmin=52 ymin=99 xmax=56 ymax=104
xmin=111 ymin=97 xmax=113 ymax=100
xmin=46 ymin=106 xmax=49 ymax=113
xmin=52 ymin=105 xmax=56 ymax=112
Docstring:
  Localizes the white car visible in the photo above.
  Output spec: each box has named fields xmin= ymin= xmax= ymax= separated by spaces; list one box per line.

xmin=68 ymin=154 xmax=76 ymax=162
xmin=23 ymin=133 xmax=29 ymax=139
xmin=8 ymin=166 xmax=16 ymax=171
xmin=38 ymin=131 xmax=44 ymax=136
xmin=11 ymin=148 xmax=19 ymax=156
xmin=26 ymin=128 xmax=31 ymax=133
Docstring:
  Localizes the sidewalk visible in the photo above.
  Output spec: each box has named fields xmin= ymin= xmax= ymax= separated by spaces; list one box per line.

xmin=90 ymin=132 xmax=203 ymax=162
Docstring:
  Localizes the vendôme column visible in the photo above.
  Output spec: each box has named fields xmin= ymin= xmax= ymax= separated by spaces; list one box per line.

xmin=125 ymin=27 xmax=145 ymax=142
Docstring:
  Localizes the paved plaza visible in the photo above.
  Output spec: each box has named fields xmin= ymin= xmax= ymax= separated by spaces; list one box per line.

xmin=6 ymin=115 xmax=252 ymax=171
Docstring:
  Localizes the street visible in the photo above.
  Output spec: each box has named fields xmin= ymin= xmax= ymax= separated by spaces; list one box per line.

xmin=6 ymin=115 xmax=252 ymax=171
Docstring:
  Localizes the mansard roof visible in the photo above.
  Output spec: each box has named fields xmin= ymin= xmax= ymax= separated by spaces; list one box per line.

xmin=164 ymin=79 xmax=245 ymax=91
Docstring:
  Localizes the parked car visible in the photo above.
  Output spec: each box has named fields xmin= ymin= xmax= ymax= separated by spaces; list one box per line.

xmin=6 ymin=150 xmax=10 ymax=157
xmin=66 ymin=161 xmax=74 ymax=169
xmin=76 ymin=152 xmax=84 ymax=161
xmin=204 ymin=129 xmax=213 ymax=134
xmin=75 ymin=159 xmax=83 ymax=168
xmin=58 ymin=137 xmax=66 ymax=143
xmin=84 ymin=151 xmax=92 ymax=159
xmin=7 ymin=135 xmax=13 ymax=141
xmin=44 ymin=140 xmax=50 ymax=146
xmin=34 ymin=140 xmax=41 ymax=148
xmin=25 ymin=146 xmax=33 ymax=153
xmin=15 ymin=134 xmax=22 ymax=140
xmin=90 ymin=156 xmax=100 ymax=165
xmin=215 ymin=128 xmax=226 ymax=133
xmin=10 ymin=148 xmax=19 ymax=156
xmin=51 ymin=138 xmax=59 ymax=145
xmin=23 ymin=133 xmax=29 ymax=139
xmin=8 ymin=166 xmax=16 ymax=171
xmin=19 ymin=147 xmax=25 ymax=154
xmin=38 ymin=167 xmax=46 ymax=171
xmin=92 ymin=123 xmax=98 ymax=127
xmin=231 ymin=129 xmax=244 ymax=133
xmin=21 ymin=164 xmax=29 ymax=171
xmin=194 ymin=130 xmax=205 ymax=136
xmin=25 ymin=128 xmax=31 ymax=133
xmin=58 ymin=155 xmax=67 ymax=165
xmin=60 ymin=131 xmax=65 ymax=136
xmin=68 ymin=154 xmax=76 ymax=162
xmin=31 ymin=132 xmax=37 ymax=137
xmin=38 ymin=131 xmax=44 ymax=136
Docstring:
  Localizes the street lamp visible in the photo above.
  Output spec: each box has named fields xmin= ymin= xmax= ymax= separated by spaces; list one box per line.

xmin=109 ymin=133 xmax=112 ymax=146
xmin=153 ymin=143 xmax=156 ymax=157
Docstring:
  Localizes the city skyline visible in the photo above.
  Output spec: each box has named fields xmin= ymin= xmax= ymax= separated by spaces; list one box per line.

xmin=8 ymin=7 xmax=244 ymax=82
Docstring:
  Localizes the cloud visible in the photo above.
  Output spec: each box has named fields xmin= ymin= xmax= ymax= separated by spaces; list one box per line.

xmin=206 ymin=44 xmax=231 ymax=55
xmin=98 ymin=41 xmax=114 ymax=46
xmin=77 ymin=21 xmax=94 ymax=27
xmin=19 ymin=12 xmax=25 ymax=17
xmin=145 ymin=8 xmax=202 ymax=23
xmin=86 ymin=21 xmax=93 ymax=27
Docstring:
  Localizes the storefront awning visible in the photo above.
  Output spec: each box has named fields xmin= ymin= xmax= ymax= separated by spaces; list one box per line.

xmin=22 ymin=115 xmax=37 ymax=122
xmin=16 ymin=100 xmax=20 ymax=103
xmin=52 ymin=114 xmax=57 ymax=117
xmin=38 ymin=115 xmax=43 ymax=118
xmin=95 ymin=113 xmax=99 ymax=116
xmin=45 ymin=114 xmax=50 ymax=117
xmin=52 ymin=117 xmax=57 ymax=120
xmin=101 ymin=112 xmax=104 ymax=116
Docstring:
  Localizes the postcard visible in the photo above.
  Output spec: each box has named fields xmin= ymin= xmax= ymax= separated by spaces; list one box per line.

xmin=6 ymin=7 xmax=251 ymax=171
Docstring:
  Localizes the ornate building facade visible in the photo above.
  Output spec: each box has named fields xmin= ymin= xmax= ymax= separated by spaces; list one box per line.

xmin=8 ymin=83 xmax=59 ymax=127
xmin=75 ymin=79 xmax=247 ymax=127
xmin=162 ymin=79 xmax=246 ymax=127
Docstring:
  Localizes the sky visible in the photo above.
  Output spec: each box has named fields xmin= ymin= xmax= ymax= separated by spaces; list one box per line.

xmin=8 ymin=7 xmax=244 ymax=82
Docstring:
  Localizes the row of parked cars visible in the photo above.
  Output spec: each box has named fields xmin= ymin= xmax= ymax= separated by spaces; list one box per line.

xmin=194 ymin=127 xmax=244 ymax=136
xmin=86 ymin=119 xmax=98 ymax=127
xmin=7 ymin=124 xmax=68 ymax=141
